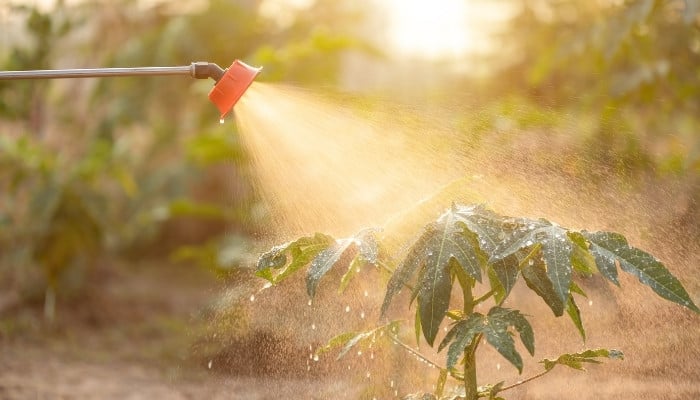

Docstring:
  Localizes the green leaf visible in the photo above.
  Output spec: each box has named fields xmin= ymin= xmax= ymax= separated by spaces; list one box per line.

xmin=442 ymin=313 xmax=483 ymax=369
xmin=382 ymin=208 xmax=486 ymax=346
xmin=255 ymin=233 xmax=335 ymax=284
xmin=491 ymin=221 xmax=573 ymax=305
xmin=418 ymin=254 xmax=453 ymax=346
xmin=568 ymin=231 xmax=597 ymax=277
xmin=583 ymin=231 xmax=699 ymax=313
xmin=306 ymin=238 xmax=354 ymax=298
xmin=316 ymin=321 xmax=399 ymax=360
xmin=521 ymin=257 xmax=565 ymax=316
xmin=541 ymin=348 xmax=623 ymax=372
xmin=452 ymin=204 xmax=512 ymax=256
xmin=490 ymin=256 xmax=520 ymax=301
xmin=565 ymin=294 xmax=585 ymax=341
xmin=441 ymin=308 xmax=533 ymax=373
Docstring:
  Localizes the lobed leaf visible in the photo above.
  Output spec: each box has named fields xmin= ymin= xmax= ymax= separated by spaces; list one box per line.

xmin=440 ymin=308 xmax=534 ymax=373
xmin=541 ymin=348 xmax=624 ymax=372
xmin=583 ymin=231 xmax=699 ymax=313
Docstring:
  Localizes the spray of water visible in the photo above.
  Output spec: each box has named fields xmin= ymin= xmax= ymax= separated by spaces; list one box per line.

xmin=222 ymin=82 xmax=699 ymax=398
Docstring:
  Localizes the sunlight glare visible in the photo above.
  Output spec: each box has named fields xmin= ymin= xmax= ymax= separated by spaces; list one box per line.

xmin=385 ymin=0 xmax=471 ymax=59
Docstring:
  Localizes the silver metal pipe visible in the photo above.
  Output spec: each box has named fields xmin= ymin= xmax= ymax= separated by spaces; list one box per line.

xmin=0 ymin=65 xmax=193 ymax=80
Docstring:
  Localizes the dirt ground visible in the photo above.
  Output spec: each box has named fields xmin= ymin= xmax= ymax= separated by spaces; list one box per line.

xmin=1 ymin=254 xmax=698 ymax=399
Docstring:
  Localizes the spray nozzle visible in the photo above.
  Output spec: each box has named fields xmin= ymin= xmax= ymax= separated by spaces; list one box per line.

xmin=206 ymin=60 xmax=262 ymax=119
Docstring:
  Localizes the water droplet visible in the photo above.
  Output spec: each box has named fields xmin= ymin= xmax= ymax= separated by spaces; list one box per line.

xmin=307 ymin=365 xmax=311 ymax=371
xmin=526 ymin=240 xmax=533 ymax=246
xmin=308 ymin=299 xmax=313 ymax=306
xmin=262 ymin=282 xmax=272 ymax=289
xmin=496 ymin=363 xmax=501 ymax=370
xmin=311 ymin=323 xmax=316 ymax=330
xmin=366 ymin=371 xmax=371 ymax=378
xmin=394 ymin=390 xmax=398 ymax=397
xmin=219 ymin=118 xmax=225 ymax=124
xmin=370 ymin=352 xmax=375 ymax=359
xmin=528 ymin=259 xmax=534 ymax=266
xmin=588 ymin=300 xmax=593 ymax=306
xmin=309 ymin=344 xmax=313 ymax=351
xmin=357 ymin=350 xmax=362 ymax=356
xmin=249 ymin=294 xmax=255 ymax=302
xmin=309 ymin=353 xmax=314 ymax=360
xmin=364 ymin=290 xmax=369 ymax=297
xmin=390 ymin=380 xmax=394 ymax=388
xmin=313 ymin=354 xmax=319 ymax=362
xmin=345 ymin=305 xmax=351 ymax=312
xmin=360 ymin=311 xmax=366 ymax=319
xmin=208 ymin=360 xmax=213 ymax=369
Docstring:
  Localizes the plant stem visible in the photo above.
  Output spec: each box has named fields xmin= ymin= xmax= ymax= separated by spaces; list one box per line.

xmin=461 ymin=277 xmax=479 ymax=400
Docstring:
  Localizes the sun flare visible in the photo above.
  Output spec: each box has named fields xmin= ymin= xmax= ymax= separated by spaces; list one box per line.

xmin=384 ymin=0 xmax=472 ymax=59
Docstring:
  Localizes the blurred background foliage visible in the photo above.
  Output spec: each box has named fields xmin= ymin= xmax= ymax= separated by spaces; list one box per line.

xmin=0 ymin=0 xmax=698 ymax=322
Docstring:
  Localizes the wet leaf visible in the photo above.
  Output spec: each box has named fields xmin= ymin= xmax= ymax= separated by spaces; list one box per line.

xmin=440 ymin=307 xmax=533 ymax=373
xmin=541 ymin=348 xmax=623 ymax=372
xmin=255 ymin=233 xmax=334 ymax=284
xmin=382 ymin=209 xmax=486 ymax=346
xmin=307 ymin=238 xmax=354 ymax=297
xmin=521 ymin=257 xmax=565 ymax=316
xmin=583 ymin=231 xmax=699 ymax=313
xmin=491 ymin=221 xmax=573 ymax=305
xmin=565 ymin=294 xmax=585 ymax=341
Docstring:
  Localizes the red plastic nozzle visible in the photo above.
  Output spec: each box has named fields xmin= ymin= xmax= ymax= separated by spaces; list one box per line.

xmin=208 ymin=60 xmax=261 ymax=119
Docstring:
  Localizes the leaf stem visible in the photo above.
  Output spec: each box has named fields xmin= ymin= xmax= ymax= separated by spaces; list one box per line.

xmin=498 ymin=368 xmax=553 ymax=393
xmin=389 ymin=334 xmax=444 ymax=370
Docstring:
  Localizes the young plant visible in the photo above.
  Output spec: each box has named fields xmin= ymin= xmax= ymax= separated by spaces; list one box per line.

xmin=255 ymin=204 xmax=698 ymax=399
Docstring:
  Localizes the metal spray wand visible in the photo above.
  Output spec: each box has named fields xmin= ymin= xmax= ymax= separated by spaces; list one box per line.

xmin=0 ymin=60 xmax=262 ymax=118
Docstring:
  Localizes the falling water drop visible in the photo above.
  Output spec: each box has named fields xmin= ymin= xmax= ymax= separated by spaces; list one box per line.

xmin=357 ymin=350 xmax=362 ymax=356
xmin=390 ymin=380 xmax=394 ymax=388
xmin=207 ymin=360 xmax=213 ymax=369
xmin=360 ymin=311 xmax=366 ymax=319
xmin=313 ymin=354 xmax=319 ymax=362
xmin=588 ymin=300 xmax=593 ymax=306
xmin=366 ymin=371 xmax=371 ymax=378
xmin=249 ymin=294 xmax=255 ymax=302
xmin=311 ymin=323 xmax=316 ymax=330
xmin=262 ymin=281 xmax=273 ymax=289
xmin=496 ymin=363 xmax=501 ymax=370
xmin=364 ymin=290 xmax=369 ymax=297
xmin=219 ymin=118 xmax=225 ymax=124
xmin=370 ymin=352 xmax=375 ymax=360
xmin=308 ymin=299 xmax=313 ymax=306
xmin=345 ymin=305 xmax=351 ymax=313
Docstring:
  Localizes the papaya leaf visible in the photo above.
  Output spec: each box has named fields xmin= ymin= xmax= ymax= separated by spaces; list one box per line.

xmin=338 ymin=230 xmax=380 ymax=293
xmin=381 ymin=224 xmax=438 ymax=316
xmin=565 ymin=294 xmax=585 ymax=341
xmin=441 ymin=308 xmax=533 ymax=373
xmin=521 ymin=257 xmax=565 ymax=316
xmin=541 ymin=348 xmax=624 ymax=372
xmin=383 ymin=208 xmax=486 ymax=345
xmin=568 ymin=231 xmax=597 ymax=277
xmin=256 ymin=233 xmax=334 ymax=284
xmin=583 ymin=231 xmax=699 ymax=313
xmin=452 ymin=204 xmax=511 ymax=256
xmin=442 ymin=313 xmax=483 ymax=369
xmin=307 ymin=238 xmax=354 ymax=298
xmin=491 ymin=221 xmax=573 ymax=305
xmin=490 ymin=255 xmax=520 ymax=301
xmin=316 ymin=321 xmax=400 ymax=360
xmin=487 ymin=264 xmax=507 ymax=304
